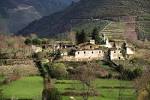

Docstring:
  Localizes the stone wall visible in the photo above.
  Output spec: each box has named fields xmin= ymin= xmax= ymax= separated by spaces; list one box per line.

xmin=74 ymin=50 xmax=104 ymax=61
xmin=110 ymin=49 xmax=124 ymax=60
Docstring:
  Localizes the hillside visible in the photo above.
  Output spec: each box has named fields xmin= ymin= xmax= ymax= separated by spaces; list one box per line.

xmin=0 ymin=0 xmax=76 ymax=34
xmin=18 ymin=0 xmax=150 ymax=38
xmin=137 ymin=14 xmax=150 ymax=40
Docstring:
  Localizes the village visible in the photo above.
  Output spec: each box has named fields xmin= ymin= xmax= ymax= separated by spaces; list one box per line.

xmin=31 ymin=16 xmax=136 ymax=62
xmin=0 ymin=0 xmax=150 ymax=99
xmin=32 ymin=33 xmax=135 ymax=62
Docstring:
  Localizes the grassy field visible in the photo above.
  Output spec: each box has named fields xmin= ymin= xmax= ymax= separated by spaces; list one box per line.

xmin=1 ymin=76 xmax=43 ymax=99
xmin=1 ymin=76 xmax=136 ymax=100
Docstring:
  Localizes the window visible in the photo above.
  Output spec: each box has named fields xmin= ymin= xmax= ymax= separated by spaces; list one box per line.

xmin=90 ymin=46 xmax=92 ymax=48
xmin=84 ymin=51 xmax=86 ymax=54
xmin=78 ymin=52 xmax=80 ymax=54
xmin=92 ymin=51 xmax=93 ymax=54
xmin=99 ymin=51 xmax=101 ymax=53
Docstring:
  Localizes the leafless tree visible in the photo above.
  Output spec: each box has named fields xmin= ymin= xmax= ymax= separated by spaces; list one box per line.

xmin=70 ymin=62 xmax=99 ymax=100
xmin=134 ymin=67 xmax=150 ymax=100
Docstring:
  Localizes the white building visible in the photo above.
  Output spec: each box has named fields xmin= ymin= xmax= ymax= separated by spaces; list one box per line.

xmin=75 ymin=50 xmax=104 ymax=61
xmin=105 ymin=38 xmax=114 ymax=48
xmin=31 ymin=45 xmax=42 ymax=53
xmin=110 ymin=49 xmax=124 ymax=60
xmin=126 ymin=44 xmax=135 ymax=55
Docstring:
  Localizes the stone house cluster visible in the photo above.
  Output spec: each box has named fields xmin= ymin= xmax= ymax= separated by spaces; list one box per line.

xmin=55 ymin=34 xmax=135 ymax=61
xmin=31 ymin=34 xmax=135 ymax=61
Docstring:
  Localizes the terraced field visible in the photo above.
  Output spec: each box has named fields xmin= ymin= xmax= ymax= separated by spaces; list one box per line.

xmin=137 ymin=14 xmax=150 ymax=40
xmin=99 ymin=21 xmax=126 ymax=40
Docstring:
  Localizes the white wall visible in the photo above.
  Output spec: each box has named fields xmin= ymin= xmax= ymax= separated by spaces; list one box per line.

xmin=110 ymin=50 xmax=124 ymax=60
xmin=127 ymin=47 xmax=134 ymax=55
xmin=105 ymin=38 xmax=113 ymax=48
xmin=75 ymin=50 xmax=104 ymax=60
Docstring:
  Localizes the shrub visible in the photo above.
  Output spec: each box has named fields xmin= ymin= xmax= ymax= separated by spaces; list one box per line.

xmin=42 ymin=88 xmax=62 ymax=100
xmin=32 ymin=38 xmax=42 ymax=45
xmin=25 ymin=38 xmax=32 ymax=45
xmin=121 ymin=68 xmax=143 ymax=80
xmin=50 ymin=63 xmax=68 ymax=79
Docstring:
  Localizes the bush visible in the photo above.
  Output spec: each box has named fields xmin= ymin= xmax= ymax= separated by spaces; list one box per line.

xmin=42 ymin=88 xmax=62 ymax=100
xmin=121 ymin=68 xmax=143 ymax=80
xmin=25 ymin=38 xmax=32 ymax=45
xmin=32 ymin=38 xmax=42 ymax=45
xmin=50 ymin=63 xmax=68 ymax=79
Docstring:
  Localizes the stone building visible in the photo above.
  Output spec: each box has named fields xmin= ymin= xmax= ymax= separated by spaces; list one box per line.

xmin=74 ymin=40 xmax=105 ymax=61
xmin=75 ymin=49 xmax=104 ymax=61
xmin=110 ymin=48 xmax=124 ymax=60
xmin=60 ymin=36 xmax=135 ymax=61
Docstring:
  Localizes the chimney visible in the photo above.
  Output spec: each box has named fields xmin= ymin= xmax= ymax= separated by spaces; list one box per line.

xmin=90 ymin=40 xmax=95 ymax=44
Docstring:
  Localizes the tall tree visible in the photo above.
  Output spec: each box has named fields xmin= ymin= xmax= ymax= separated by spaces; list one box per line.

xmin=76 ymin=29 xmax=88 ymax=44
xmin=70 ymin=62 xmax=98 ymax=100
xmin=91 ymin=27 xmax=104 ymax=44
xmin=135 ymin=68 xmax=150 ymax=100
xmin=121 ymin=42 xmax=127 ymax=58
xmin=34 ymin=52 xmax=62 ymax=100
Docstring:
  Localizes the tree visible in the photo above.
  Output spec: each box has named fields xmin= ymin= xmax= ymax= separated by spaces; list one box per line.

xmin=70 ymin=62 xmax=98 ymax=100
xmin=50 ymin=63 xmax=67 ymax=79
xmin=32 ymin=38 xmax=42 ymax=45
xmin=35 ymin=61 xmax=62 ymax=100
xmin=42 ymin=88 xmax=62 ymax=100
xmin=80 ymin=29 xmax=88 ymax=43
xmin=121 ymin=42 xmax=127 ymax=58
xmin=76 ymin=30 xmax=88 ymax=44
xmin=68 ymin=31 xmax=76 ymax=44
xmin=104 ymin=49 xmax=111 ymax=61
xmin=75 ymin=31 xmax=80 ymax=44
xmin=91 ymin=27 xmax=104 ymax=44
xmin=24 ymin=38 xmax=32 ymax=45
xmin=54 ymin=49 xmax=61 ymax=60
xmin=134 ymin=68 xmax=150 ymax=100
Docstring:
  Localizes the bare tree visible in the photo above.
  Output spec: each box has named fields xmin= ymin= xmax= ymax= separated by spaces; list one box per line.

xmin=134 ymin=68 xmax=150 ymax=100
xmin=70 ymin=62 xmax=98 ymax=100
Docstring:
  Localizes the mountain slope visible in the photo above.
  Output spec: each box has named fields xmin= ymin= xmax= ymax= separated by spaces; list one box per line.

xmin=18 ymin=0 xmax=150 ymax=38
xmin=0 ymin=0 xmax=76 ymax=34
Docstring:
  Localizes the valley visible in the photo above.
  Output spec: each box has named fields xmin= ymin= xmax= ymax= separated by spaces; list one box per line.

xmin=0 ymin=0 xmax=150 ymax=100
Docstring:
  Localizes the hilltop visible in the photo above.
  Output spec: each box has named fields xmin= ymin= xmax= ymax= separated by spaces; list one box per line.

xmin=18 ymin=0 xmax=150 ymax=39
xmin=0 ymin=0 xmax=76 ymax=34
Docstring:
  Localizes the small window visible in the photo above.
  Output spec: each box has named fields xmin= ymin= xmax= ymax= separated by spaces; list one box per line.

xmin=92 ymin=51 xmax=93 ymax=54
xmin=114 ymin=51 xmax=116 ymax=53
xmin=84 ymin=51 xmax=86 ymax=54
xmin=99 ymin=51 xmax=101 ymax=53
xmin=78 ymin=52 xmax=80 ymax=54
xmin=90 ymin=46 xmax=92 ymax=48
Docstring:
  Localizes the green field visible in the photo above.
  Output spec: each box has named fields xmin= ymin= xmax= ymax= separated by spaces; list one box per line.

xmin=1 ymin=76 xmax=136 ymax=100
xmin=1 ymin=77 xmax=43 ymax=99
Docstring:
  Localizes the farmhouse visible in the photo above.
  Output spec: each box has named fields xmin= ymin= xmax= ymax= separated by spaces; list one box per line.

xmin=103 ymin=33 xmax=135 ymax=60
xmin=54 ymin=41 xmax=75 ymax=50
xmin=57 ymin=33 xmax=135 ymax=61
xmin=74 ymin=49 xmax=104 ymax=61
xmin=74 ymin=40 xmax=105 ymax=61
xmin=110 ymin=48 xmax=124 ymax=60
